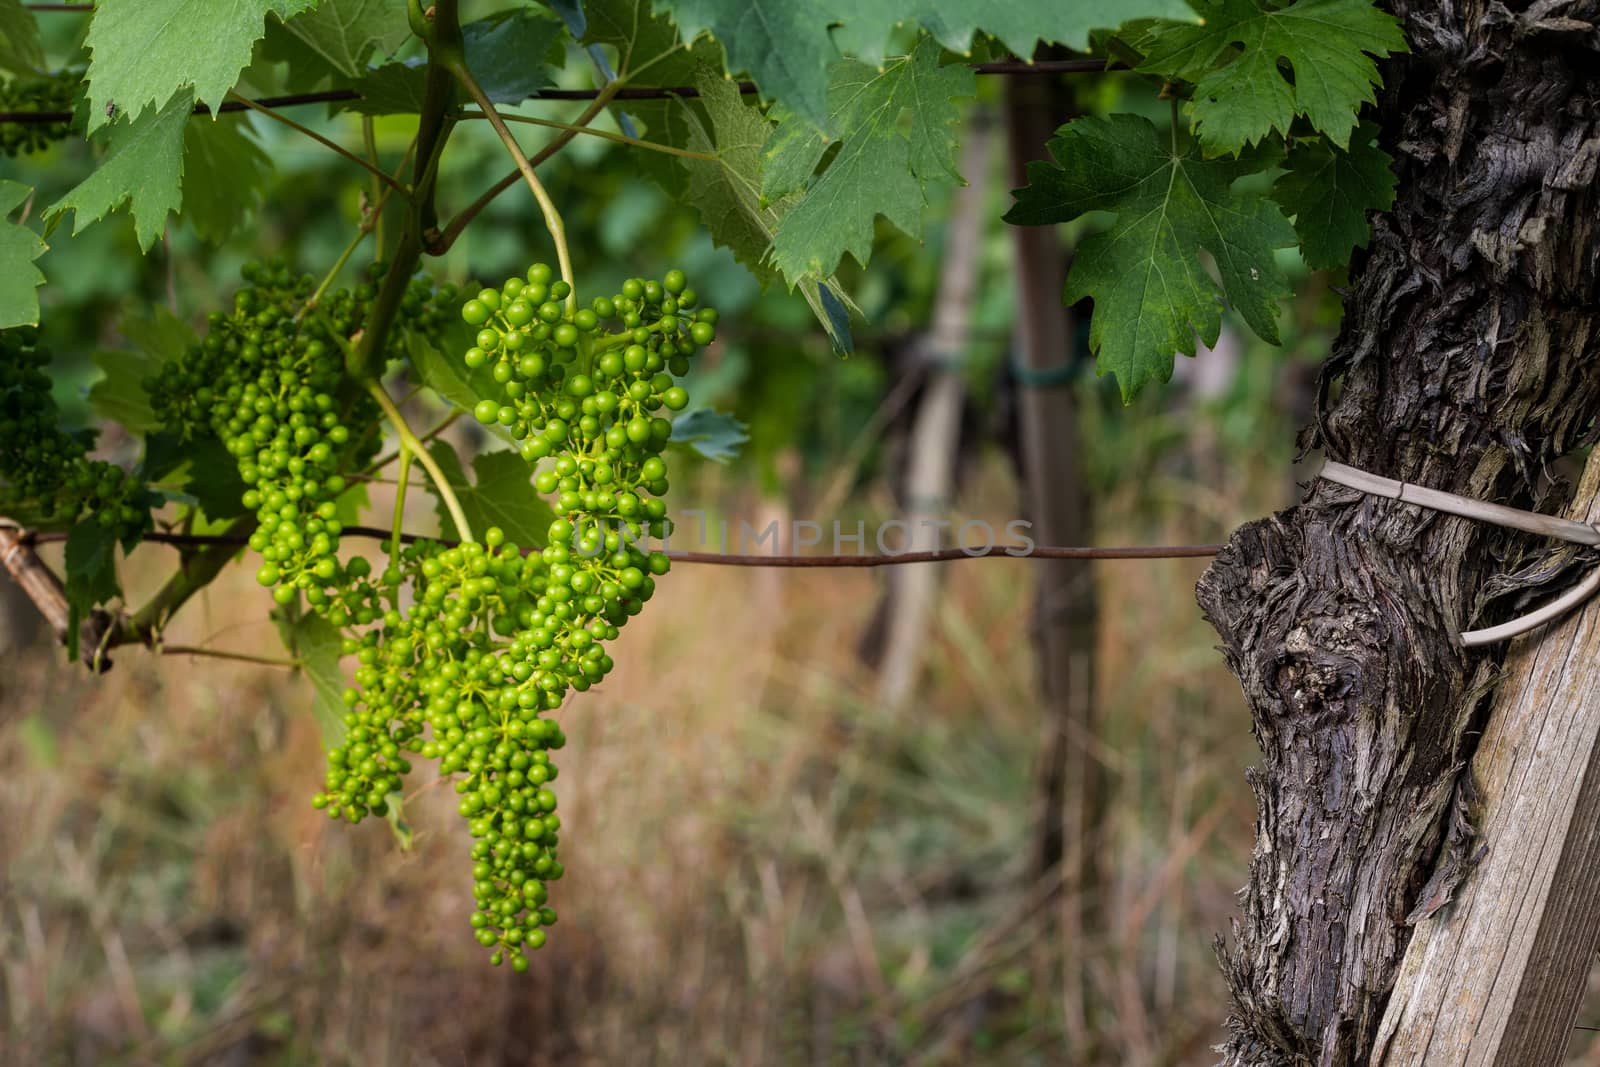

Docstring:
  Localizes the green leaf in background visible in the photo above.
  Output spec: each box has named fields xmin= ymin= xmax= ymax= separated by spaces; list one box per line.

xmin=84 ymin=0 xmax=320 ymax=134
xmin=653 ymin=0 xmax=837 ymax=128
xmin=427 ymin=442 xmax=556 ymax=548
xmin=1004 ymin=113 xmax=1296 ymax=400
xmin=64 ymin=520 xmax=120 ymax=659
xmin=1137 ymin=0 xmax=1406 ymax=153
xmin=122 ymin=304 xmax=200 ymax=363
xmin=580 ymin=0 xmax=721 ymax=192
xmin=406 ymin=330 xmax=504 ymax=415
xmin=338 ymin=8 xmax=566 ymax=114
xmin=0 ymin=181 xmax=47 ymax=328
xmin=181 ymin=114 xmax=273 ymax=243
xmin=764 ymin=37 xmax=972 ymax=282
xmin=88 ymin=351 xmax=163 ymax=431
xmin=47 ymin=93 xmax=191 ymax=251
xmin=178 ymin=436 xmax=251 ymax=521
xmin=274 ymin=608 xmax=350 ymax=745
xmin=668 ymin=408 xmax=748 ymax=463
xmin=0 ymin=0 xmax=45 ymax=75
xmin=829 ymin=0 xmax=1198 ymax=67
xmin=676 ymin=68 xmax=856 ymax=352
xmin=1272 ymin=121 xmax=1395 ymax=269
xmin=276 ymin=0 xmax=411 ymax=80
xmin=87 ymin=306 xmax=196 ymax=431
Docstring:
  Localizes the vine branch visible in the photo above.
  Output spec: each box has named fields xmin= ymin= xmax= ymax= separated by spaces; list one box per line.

xmin=365 ymin=381 xmax=474 ymax=544
xmin=225 ymin=91 xmax=411 ymax=198
xmin=442 ymin=57 xmax=576 ymax=310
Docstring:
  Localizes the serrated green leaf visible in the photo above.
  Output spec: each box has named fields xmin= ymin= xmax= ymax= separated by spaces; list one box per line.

xmin=275 ymin=608 xmax=350 ymax=745
xmin=0 ymin=181 xmax=46 ymax=328
xmin=653 ymin=0 xmax=838 ymax=126
xmin=338 ymin=9 xmax=566 ymax=114
xmin=0 ymin=0 xmax=45 ymax=75
xmin=1272 ymin=121 xmax=1394 ymax=268
xmin=1004 ymin=113 xmax=1296 ymax=400
xmin=1137 ymin=0 xmax=1406 ymax=152
xmin=580 ymin=0 xmax=720 ymax=193
xmin=667 ymin=408 xmax=747 ymax=463
xmin=427 ymin=441 xmax=555 ymax=547
xmin=764 ymin=37 xmax=973 ymax=281
xmin=84 ymin=0 xmax=320 ymax=134
xmin=829 ymin=0 xmax=1197 ymax=67
xmin=277 ymin=0 xmax=409 ymax=79
xmin=181 ymin=114 xmax=272 ymax=243
xmin=47 ymin=93 xmax=191 ymax=251
xmin=675 ymin=68 xmax=856 ymax=351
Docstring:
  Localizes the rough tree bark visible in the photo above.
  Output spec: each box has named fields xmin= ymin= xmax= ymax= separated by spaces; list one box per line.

xmin=1194 ymin=4 xmax=1600 ymax=1066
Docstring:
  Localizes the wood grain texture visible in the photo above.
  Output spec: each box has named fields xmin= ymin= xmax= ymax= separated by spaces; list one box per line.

xmin=1195 ymin=3 xmax=1600 ymax=1064
xmin=1374 ymin=450 xmax=1600 ymax=1065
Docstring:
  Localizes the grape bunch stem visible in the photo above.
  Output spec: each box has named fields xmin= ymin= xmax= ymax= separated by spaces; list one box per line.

xmin=365 ymin=380 xmax=475 ymax=543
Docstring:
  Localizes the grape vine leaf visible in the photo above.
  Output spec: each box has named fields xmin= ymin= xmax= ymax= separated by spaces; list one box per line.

xmin=828 ymin=0 xmax=1198 ymax=67
xmin=88 ymin=351 xmax=163 ymax=432
xmin=580 ymin=0 xmax=722 ymax=192
xmin=339 ymin=8 xmax=567 ymax=114
xmin=668 ymin=408 xmax=747 ymax=463
xmin=0 ymin=0 xmax=45 ymax=75
xmin=1271 ymin=121 xmax=1394 ymax=268
xmin=649 ymin=0 xmax=835 ymax=123
xmin=47 ymin=93 xmax=191 ymax=251
xmin=275 ymin=0 xmax=411 ymax=80
xmin=762 ymin=37 xmax=972 ymax=282
xmin=655 ymin=0 xmax=1196 ymax=129
xmin=1003 ymin=113 xmax=1297 ymax=400
xmin=91 ymin=307 xmax=194 ymax=433
xmin=675 ymin=67 xmax=856 ymax=351
xmin=83 ymin=0 xmax=321 ymax=134
xmin=405 ymin=332 xmax=517 ymax=444
xmin=427 ymin=442 xmax=557 ymax=548
xmin=275 ymin=608 xmax=350 ymax=745
xmin=177 ymin=437 xmax=252 ymax=521
xmin=64 ymin=520 xmax=120 ymax=658
xmin=181 ymin=115 xmax=273 ymax=243
xmin=1135 ymin=0 xmax=1407 ymax=153
xmin=0 ymin=181 xmax=47 ymax=329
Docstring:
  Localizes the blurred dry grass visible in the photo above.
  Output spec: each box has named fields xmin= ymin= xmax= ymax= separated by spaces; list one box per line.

xmin=1 ymin=390 xmax=1297 ymax=1067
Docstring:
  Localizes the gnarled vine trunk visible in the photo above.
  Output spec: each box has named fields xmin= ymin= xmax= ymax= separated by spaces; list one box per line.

xmin=1194 ymin=3 xmax=1600 ymax=1065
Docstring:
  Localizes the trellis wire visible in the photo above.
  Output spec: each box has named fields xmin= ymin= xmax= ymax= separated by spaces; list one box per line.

xmin=0 ymin=60 xmax=1126 ymax=126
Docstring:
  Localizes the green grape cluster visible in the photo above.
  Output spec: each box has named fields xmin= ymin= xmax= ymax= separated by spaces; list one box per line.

xmin=1 ymin=72 xmax=79 ymax=157
xmin=148 ymin=259 xmax=716 ymax=971
xmin=0 ymin=328 xmax=150 ymax=538
xmin=148 ymin=261 xmax=452 ymax=611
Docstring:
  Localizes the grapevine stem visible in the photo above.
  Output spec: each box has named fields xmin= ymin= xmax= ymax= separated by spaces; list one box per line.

xmin=364 ymin=409 xmax=460 ymax=474
xmin=391 ymin=445 xmax=412 ymax=571
xmin=159 ymin=645 xmax=302 ymax=668
xmin=225 ymin=91 xmax=411 ymax=199
xmin=433 ymin=81 xmax=623 ymax=255
xmin=363 ymin=116 xmax=387 ymax=258
xmin=443 ymin=62 xmax=577 ymax=312
xmin=457 ymin=111 xmax=717 ymax=160
xmin=366 ymin=380 xmax=475 ymax=543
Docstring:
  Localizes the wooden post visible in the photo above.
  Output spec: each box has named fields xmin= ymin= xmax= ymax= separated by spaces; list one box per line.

xmin=874 ymin=119 xmax=991 ymax=709
xmin=1374 ymin=448 xmax=1600 ymax=1065
xmin=1004 ymin=71 xmax=1101 ymax=1051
